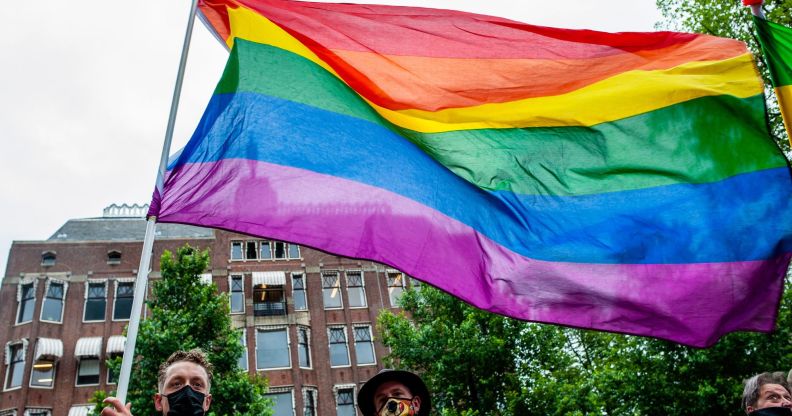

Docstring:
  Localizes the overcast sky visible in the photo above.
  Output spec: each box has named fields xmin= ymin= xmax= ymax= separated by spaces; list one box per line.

xmin=0 ymin=1 xmax=663 ymax=274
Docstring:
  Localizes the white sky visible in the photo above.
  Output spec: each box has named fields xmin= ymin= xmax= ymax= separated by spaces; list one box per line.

xmin=0 ymin=1 xmax=662 ymax=275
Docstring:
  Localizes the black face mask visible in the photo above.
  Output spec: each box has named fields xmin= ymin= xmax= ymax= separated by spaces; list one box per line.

xmin=165 ymin=385 xmax=206 ymax=416
xmin=749 ymin=408 xmax=792 ymax=416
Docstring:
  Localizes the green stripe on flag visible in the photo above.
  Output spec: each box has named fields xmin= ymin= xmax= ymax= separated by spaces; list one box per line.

xmin=754 ymin=16 xmax=792 ymax=87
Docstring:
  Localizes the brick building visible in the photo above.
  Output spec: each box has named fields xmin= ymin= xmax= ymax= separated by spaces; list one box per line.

xmin=0 ymin=204 xmax=413 ymax=416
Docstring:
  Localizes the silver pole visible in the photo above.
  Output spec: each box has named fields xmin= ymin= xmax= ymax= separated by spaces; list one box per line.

xmin=116 ymin=0 xmax=200 ymax=404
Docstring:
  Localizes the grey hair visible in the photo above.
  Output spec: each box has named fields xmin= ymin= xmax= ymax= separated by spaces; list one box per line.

xmin=742 ymin=372 xmax=791 ymax=413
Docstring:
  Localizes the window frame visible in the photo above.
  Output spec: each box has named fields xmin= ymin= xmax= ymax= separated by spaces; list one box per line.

xmin=252 ymin=284 xmax=286 ymax=316
xmin=272 ymin=241 xmax=287 ymax=260
xmin=106 ymin=250 xmax=122 ymax=265
xmin=254 ymin=326 xmax=291 ymax=371
xmin=291 ymin=273 xmax=308 ymax=311
xmin=287 ymin=243 xmax=301 ymax=260
xmin=238 ymin=328 xmax=248 ymax=372
xmin=321 ymin=272 xmax=343 ymax=310
xmin=28 ymin=359 xmax=56 ymax=389
xmin=297 ymin=326 xmax=312 ymax=369
xmin=39 ymin=279 xmax=67 ymax=324
xmin=345 ymin=270 xmax=367 ymax=308
xmin=83 ymin=280 xmax=107 ymax=323
xmin=353 ymin=325 xmax=377 ymax=366
xmin=229 ymin=274 xmax=245 ymax=314
xmin=334 ymin=385 xmax=356 ymax=416
xmin=4 ymin=340 xmax=28 ymax=392
xmin=302 ymin=387 xmax=318 ymax=416
xmin=40 ymin=251 xmax=56 ymax=267
xmin=75 ymin=357 xmax=100 ymax=387
xmin=386 ymin=270 xmax=406 ymax=307
xmin=15 ymin=279 xmax=37 ymax=325
xmin=230 ymin=241 xmax=244 ymax=260
xmin=106 ymin=353 xmax=120 ymax=385
xmin=327 ymin=326 xmax=350 ymax=368
xmin=265 ymin=388 xmax=295 ymax=416
xmin=112 ymin=279 xmax=135 ymax=322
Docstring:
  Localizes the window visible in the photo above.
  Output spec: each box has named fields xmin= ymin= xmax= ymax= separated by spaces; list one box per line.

xmin=273 ymin=242 xmax=287 ymax=260
xmin=230 ymin=275 xmax=245 ymax=314
xmin=24 ymin=409 xmax=51 ymax=416
xmin=266 ymin=390 xmax=294 ymax=416
xmin=297 ymin=327 xmax=311 ymax=368
xmin=322 ymin=272 xmax=342 ymax=309
xmin=288 ymin=244 xmax=300 ymax=259
xmin=335 ymin=387 xmax=356 ymax=416
xmin=245 ymin=241 xmax=258 ymax=260
xmin=292 ymin=274 xmax=307 ymax=311
xmin=409 ymin=277 xmax=423 ymax=292
xmin=231 ymin=241 xmax=243 ymax=260
xmin=76 ymin=358 xmax=99 ymax=386
xmin=113 ymin=281 xmax=134 ymax=321
xmin=253 ymin=284 xmax=286 ymax=316
xmin=346 ymin=271 xmax=366 ymax=308
xmin=328 ymin=327 xmax=349 ymax=367
xmin=354 ymin=326 xmax=376 ymax=365
xmin=238 ymin=329 xmax=248 ymax=371
xmin=41 ymin=252 xmax=56 ymax=267
xmin=255 ymin=327 xmax=290 ymax=369
xmin=16 ymin=281 xmax=36 ymax=324
xmin=40 ymin=280 xmax=66 ymax=323
xmin=4 ymin=341 xmax=26 ymax=390
xmin=387 ymin=271 xmax=406 ymax=307
xmin=260 ymin=241 xmax=272 ymax=260
xmin=107 ymin=250 xmax=122 ymax=264
xmin=303 ymin=388 xmax=317 ymax=416
xmin=83 ymin=281 xmax=106 ymax=322
xmin=106 ymin=354 xmax=120 ymax=384
xmin=30 ymin=360 xmax=55 ymax=388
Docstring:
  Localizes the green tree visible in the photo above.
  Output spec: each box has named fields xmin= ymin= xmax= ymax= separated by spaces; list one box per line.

xmin=91 ymin=245 xmax=272 ymax=416
xmin=379 ymin=274 xmax=791 ymax=415
xmin=656 ymin=0 xmax=792 ymax=156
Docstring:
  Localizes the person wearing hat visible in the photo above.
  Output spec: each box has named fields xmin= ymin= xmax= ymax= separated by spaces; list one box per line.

xmin=358 ymin=369 xmax=431 ymax=416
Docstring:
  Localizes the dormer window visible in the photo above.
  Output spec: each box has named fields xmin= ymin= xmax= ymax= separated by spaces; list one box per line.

xmin=107 ymin=250 xmax=122 ymax=265
xmin=41 ymin=252 xmax=56 ymax=267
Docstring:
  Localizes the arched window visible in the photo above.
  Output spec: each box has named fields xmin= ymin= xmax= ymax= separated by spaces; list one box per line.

xmin=107 ymin=250 xmax=122 ymax=264
xmin=41 ymin=252 xmax=56 ymax=267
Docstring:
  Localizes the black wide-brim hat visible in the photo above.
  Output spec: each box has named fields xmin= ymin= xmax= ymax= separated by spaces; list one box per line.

xmin=357 ymin=369 xmax=431 ymax=416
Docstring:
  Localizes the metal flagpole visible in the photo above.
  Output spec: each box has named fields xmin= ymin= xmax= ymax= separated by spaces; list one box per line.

xmin=116 ymin=0 xmax=200 ymax=404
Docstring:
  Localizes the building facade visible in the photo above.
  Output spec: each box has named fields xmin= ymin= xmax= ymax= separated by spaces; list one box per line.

xmin=0 ymin=204 xmax=414 ymax=416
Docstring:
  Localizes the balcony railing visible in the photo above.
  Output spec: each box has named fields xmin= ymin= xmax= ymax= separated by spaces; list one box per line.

xmin=253 ymin=301 xmax=287 ymax=316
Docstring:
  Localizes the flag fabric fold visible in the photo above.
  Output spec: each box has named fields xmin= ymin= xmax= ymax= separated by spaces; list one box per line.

xmin=753 ymin=15 xmax=792 ymax=142
xmin=151 ymin=0 xmax=792 ymax=347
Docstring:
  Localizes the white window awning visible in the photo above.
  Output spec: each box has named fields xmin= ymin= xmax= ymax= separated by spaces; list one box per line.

xmin=106 ymin=335 xmax=126 ymax=354
xmin=34 ymin=338 xmax=62 ymax=361
xmin=252 ymin=271 xmax=286 ymax=286
xmin=67 ymin=406 xmax=94 ymax=416
xmin=75 ymin=337 xmax=102 ymax=357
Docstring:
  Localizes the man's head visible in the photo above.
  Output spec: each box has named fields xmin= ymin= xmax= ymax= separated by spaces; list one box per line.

xmin=358 ymin=369 xmax=431 ymax=416
xmin=154 ymin=349 xmax=213 ymax=415
xmin=742 ymin=372 xmax=792 ymax=414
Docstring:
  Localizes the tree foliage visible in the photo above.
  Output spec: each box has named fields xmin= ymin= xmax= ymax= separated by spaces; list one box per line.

xmin=91 ymin=245 xmax=271 ymax=416
xmin=655 ymin=0 xmax=792 ymax=156
xmin=379 ymin=274 xmax=791 ymax=415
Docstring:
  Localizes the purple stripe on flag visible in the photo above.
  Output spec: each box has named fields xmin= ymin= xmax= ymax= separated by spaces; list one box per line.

xmin=154 ymin=158 xmax=788 ymax=346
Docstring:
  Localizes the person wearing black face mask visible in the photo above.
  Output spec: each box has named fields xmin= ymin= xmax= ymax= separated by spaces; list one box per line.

xmin=742 ymin=372 xmax=792 ymax=416
xmin=102 ymin=349 xmax=213 ymax=416
xmin=358 ymin=369 xmax=431 ymax=416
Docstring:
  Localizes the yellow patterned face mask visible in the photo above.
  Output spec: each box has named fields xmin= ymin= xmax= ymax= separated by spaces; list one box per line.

xmin=377 ymin=397 xmax=415 ymax=416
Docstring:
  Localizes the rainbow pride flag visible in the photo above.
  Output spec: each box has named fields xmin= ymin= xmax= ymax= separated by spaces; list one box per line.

xmin=150 ymin=0 xmax=792 ymax=346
